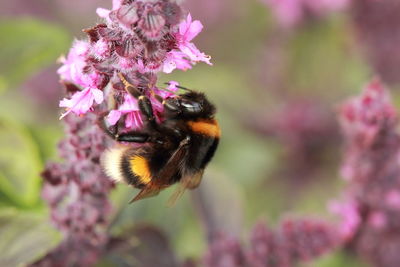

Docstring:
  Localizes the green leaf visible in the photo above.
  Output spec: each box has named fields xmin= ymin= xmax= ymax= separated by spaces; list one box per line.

xmin=0 ymin=209 xmax=61 ymax=266
xmin=0 ymin=117 xmax=43 ymax=209
xmin=0 ymin=18 xmax=70 ymax=90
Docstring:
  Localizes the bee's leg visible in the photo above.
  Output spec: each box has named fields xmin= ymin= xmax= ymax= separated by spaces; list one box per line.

xmin=137 ymin=95 xmax=158 ymax=129
xmin=97 ymin=111 xmax=118 ymax=139
xmin=97 ymin=111 xmax=150 ymax=143
xmin=116 ymin=131 xmax=149 ymax=143
xmin=118 ymin=73 xmax=158 ymax=130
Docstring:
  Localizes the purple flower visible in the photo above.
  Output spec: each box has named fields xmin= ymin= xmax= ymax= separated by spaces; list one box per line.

xmin=334 ymin=79 xmax=400 ymax=267
xmin=106 ymin=94 xmax=143 ymax=129
xmin=203 ymin=233 xmax=246 ymax=267
xmin=163 ymin=50 xmax=193 ymax=73
xmin=204 ymin=219 xmax=339 ymax=267
xmin=57 ymin=1 xmax=211 ymax=121
xmin=329 ymin=200 xmax=361 ymax=241
xmin=57 ymin=40 xmax=90 ymax=85
xmin=59 ymin=87 xmax=103 ymax=119
xmin=176 ymin=14 xmax=212 ymax=65
xmin=35 ymin=113 xmax=114 ymax=267
xmin=38 ymin=1 xmax=213 ymax=266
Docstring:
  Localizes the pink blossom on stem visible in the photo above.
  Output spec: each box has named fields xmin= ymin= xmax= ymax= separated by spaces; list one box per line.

xmin=59 ymin=87 xmax=103 ymax=119
xmin=163 ymin=50 xmax=193 ymax=73
xmin=57 ymin=40 xmax=89 ymax=85
xmin=175 ymin=14 xmax=212 ymax=65
xmin=262 ymin=0 xmax=350 ymax=27
xmin=329 ymin=200 xmax=361 ymax=241
xmin=106 ymin=93 xmax=143 ymax=129
xmin=334 ymin=79 xmax=400 ymax=267
xmin=57 ymin=2 xmax=212 ymax=121
xmin=39 ymin=1 xmax=213 ymax=266
xmin=204 ymin=219 xmax=339 ymax=267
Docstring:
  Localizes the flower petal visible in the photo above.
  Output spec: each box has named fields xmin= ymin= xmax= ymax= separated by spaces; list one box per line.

xmin=179 ymin=14 xmax=203 ymax=42
xmin=106 ymin=110 xmax=122 ymax=125
xmin=91 ymin=88 xmax=104 ymax=104
xmin=96 ymin=8 xmax=111 ymax=18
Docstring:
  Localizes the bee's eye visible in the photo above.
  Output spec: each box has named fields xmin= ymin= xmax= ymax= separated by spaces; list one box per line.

xmin=181 ymin=100 xmax=202 ymax=113
xmin=164 ymin=99 xmax=180 ymax=111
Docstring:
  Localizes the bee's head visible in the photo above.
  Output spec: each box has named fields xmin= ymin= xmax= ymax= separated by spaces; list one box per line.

xmin=163 ymin=91 xmax=216 ymax=119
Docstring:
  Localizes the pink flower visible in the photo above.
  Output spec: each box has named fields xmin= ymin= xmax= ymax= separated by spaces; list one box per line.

xmin=166 ymin=81 xmax=180 ymax=92
xmin=175 ymin=14 xmax=212 ymax=65
xmin=329 ymin=200 xmax=361 ymax=241
xmin=92 ymin=39 xmax=110 ymax=59
xmin=339 ymin=79 xmax=396 ymax=150
xmin=163 ymin=51 xmax=193 ymax=73
xmin=106 ymin=94 xmax=143 ymax=129
xmin=57 ymin=40 xmax=89 ymax=85
xmin=59 ymin=88 xmax=104 ymax=119
xmin=58 ymin=40 xmax=104 ymax=90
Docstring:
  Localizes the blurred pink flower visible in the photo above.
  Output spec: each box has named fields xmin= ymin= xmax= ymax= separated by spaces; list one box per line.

xmin=262 ymin=0 xmax=349 ymax=27
xmin=204 ymin=219 xmax=339 ymax=267
xmin=329 ymin=200 xmax=361 ymax=241
xmin=335 ymin=79 xmax=400 ymax=267
xmin=36 ymin=113 xmax=113 ymax=267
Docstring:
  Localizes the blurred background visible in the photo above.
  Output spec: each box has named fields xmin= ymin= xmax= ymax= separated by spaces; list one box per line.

xmin=0 ymin=0 xmax=398 ymax=266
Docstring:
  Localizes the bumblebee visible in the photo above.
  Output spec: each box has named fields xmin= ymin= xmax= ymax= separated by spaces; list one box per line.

xmin=99 ymin=73 xmax=220 ymax=203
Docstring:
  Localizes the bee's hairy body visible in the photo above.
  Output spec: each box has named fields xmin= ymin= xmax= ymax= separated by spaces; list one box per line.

xmin=103 ymin=119 xmax=220 ymax=189
xmin=99 ymin=74 xmax=220 ymax=203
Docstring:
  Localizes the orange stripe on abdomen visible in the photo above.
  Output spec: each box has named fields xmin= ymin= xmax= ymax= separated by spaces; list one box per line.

xmin=130 ymin=156 xmax=152 ymax=185
xmin=187 ymin=119 xmax=221 ymax=137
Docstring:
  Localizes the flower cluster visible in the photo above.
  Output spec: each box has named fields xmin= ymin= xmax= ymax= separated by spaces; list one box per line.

xmin=36 ymin=1 xmax=212 ymax=266
xmin=261 ymin=0 xmax=349 ymax=27
xmin=335 ymin=79 xmax=400 ymax=267
xmin=34 ymin=112 xmax=114 ymax=266
xmin=58 ymin=0 xmax=211 ymax=128
xmin=204 ymin=218 xmax=339 ymax=267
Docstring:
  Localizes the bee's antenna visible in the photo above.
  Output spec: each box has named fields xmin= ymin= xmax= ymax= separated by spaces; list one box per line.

xmin=156 ymin=87 xmax=178 ymax=96
xmin=164 ymin=82 xmax=193 ymax=92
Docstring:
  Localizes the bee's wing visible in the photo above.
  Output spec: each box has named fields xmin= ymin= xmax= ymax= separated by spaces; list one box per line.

xmin=167 ymin=169 xmax=204 ymax=207
xmin=129 ymin=186 xmax=161 ymax=203
xmin=129 ymin=138 xmax=190 ymax=204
